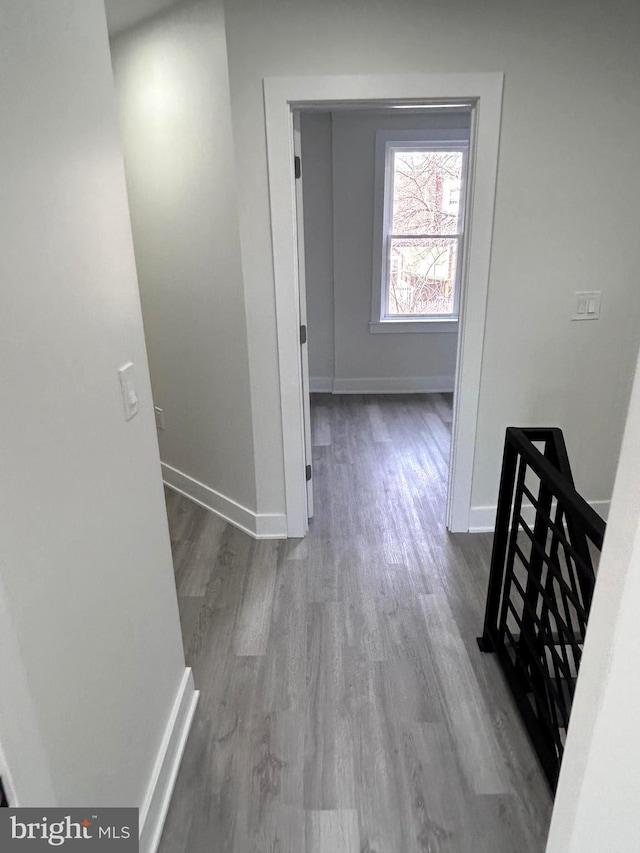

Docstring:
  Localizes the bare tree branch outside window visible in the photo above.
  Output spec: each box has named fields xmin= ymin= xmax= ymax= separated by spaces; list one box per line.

xmin=386 ymin=150 xmax=463 ymax=316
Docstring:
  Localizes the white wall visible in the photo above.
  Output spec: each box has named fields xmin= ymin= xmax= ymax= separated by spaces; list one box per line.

xmin=105 ymin=0 xmax=182 ymax=36
xmin=332 ymin=111 xmax=464 ymax=392
xmin=111 ymin=0 xmax=258 ymax=525
xmin=0 ymin=0 xmax=187 ymax=812
xmin=223 ymin=0 xmax=640 ymax=520
xmin=546 ymin=351 xmax=640 ymax=851
xmin=301 ymin=109 xmax=463 ymax=392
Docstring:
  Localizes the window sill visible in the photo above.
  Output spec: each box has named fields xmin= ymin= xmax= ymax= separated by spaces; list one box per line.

xmin=369 ymin=318 xmax=459 ymax=334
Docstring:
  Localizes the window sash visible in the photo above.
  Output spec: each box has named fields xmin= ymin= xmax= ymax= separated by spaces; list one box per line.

xmin=384 ymin=235 xmax=460 ymax=319
xmin=380 ymin=142 xmax=468 ymax=323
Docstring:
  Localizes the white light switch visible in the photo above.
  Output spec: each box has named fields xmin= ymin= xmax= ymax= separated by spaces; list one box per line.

xmin=572 ymin=290 xmax=601 ymax=321
xmin=118 ymin=362 xmax=139 ymax=421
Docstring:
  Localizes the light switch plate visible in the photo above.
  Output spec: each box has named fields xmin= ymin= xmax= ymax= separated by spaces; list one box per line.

xmin=118 ymin=362 xmax=139 ymax=421
xmin=572 ymin=290 xmax=601 ymax=320
xmin=154 ymin=406 xmax=165 ymax=430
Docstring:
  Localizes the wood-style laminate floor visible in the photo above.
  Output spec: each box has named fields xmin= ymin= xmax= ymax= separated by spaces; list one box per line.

xmin=158 ymin=393 xmax=552 ymax=853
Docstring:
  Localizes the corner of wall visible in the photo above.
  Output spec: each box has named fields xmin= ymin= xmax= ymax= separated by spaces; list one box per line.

xmin=162 ymin=464 xmax=287 ymax=539
xmin=139 ymin=669 xmax=199 ymax=853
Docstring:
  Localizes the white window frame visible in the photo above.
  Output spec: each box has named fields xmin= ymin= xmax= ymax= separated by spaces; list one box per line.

xmin=370 ymin=128 xmax=470 ymax=334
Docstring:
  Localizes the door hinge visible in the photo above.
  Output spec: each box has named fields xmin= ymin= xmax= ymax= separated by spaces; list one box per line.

xmin=294 ymin=155 xmax=301 ymax=180
xmin=300 ymin=324 xmax=307 ymax=344
xmin=306 ymin=464 xmax=312 ymax=482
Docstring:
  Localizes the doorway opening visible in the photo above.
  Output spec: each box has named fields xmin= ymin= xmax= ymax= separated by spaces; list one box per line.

xmin=263 ymin=74 xmax=503 ymax=537
xmin=295 ymin=104 xmax=471 ymax=533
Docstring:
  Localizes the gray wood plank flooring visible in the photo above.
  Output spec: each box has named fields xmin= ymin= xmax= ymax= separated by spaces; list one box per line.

xmin=158 ymin=393 xmax=552 ymax=852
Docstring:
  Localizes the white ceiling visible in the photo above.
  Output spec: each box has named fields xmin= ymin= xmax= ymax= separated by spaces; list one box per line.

xmin=104 ymin=0 xmax=183 ymax=36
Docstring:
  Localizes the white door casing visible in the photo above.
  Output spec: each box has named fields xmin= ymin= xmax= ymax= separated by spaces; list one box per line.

xmin=292 ymin=111 xmax=314 ymax=523
xmin=264 ymin=73 xmax=503 ymax=537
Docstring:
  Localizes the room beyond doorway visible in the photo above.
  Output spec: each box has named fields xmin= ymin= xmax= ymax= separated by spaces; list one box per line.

xmin=297 ymin=103 xmax=471 ymax=533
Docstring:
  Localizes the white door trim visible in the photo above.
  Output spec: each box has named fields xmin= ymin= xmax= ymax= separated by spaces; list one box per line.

xmin=292 ymin=111 xmax=314 ymax=525
xmin=263 ymin=73 xmax=504 ymax=537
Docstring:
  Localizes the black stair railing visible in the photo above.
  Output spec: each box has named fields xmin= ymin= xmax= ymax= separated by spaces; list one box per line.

xmin=478 ymin=427 xmax=606 ymax=791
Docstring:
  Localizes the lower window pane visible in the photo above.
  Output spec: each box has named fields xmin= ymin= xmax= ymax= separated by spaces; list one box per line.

xmin=387 ymin=237 xmax=458 ymax=316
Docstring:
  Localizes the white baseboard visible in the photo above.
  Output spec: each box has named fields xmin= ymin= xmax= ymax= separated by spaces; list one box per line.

xmin=310 ymin=376 xmax=455 ymax=394
xmin=162 ymin=463 xmax=287 ymax=539
xmin=309 ymin=377 xmax=333 ymax=392
xmin=468 ymin=499 xmax=611 ymax=533
xmin=254 ymin=513 xmax=289 ymax=538
xmin=588 ymin=500 xmax=610 ymax=521
xmin=139 ymin=668 xmax=199 ymax=853
xmin=467 ymin=504 xmax=501 ymax=533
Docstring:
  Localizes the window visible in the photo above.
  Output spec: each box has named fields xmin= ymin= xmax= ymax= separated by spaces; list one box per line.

xmin=371 ymin=129 xmax=470 ymax=332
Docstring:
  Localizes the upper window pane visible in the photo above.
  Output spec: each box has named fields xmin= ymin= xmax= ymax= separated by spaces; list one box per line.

xmin=391 ymin=150 xmax=463 ymax=236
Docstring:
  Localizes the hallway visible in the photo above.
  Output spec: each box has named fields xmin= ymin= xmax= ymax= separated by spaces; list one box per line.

xmin=159 ymin=393 xmax=552 ymax=852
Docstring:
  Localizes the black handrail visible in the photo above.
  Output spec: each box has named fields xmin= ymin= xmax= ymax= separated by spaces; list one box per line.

xmin=478 ymin=427 xmax=605 ymax=791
